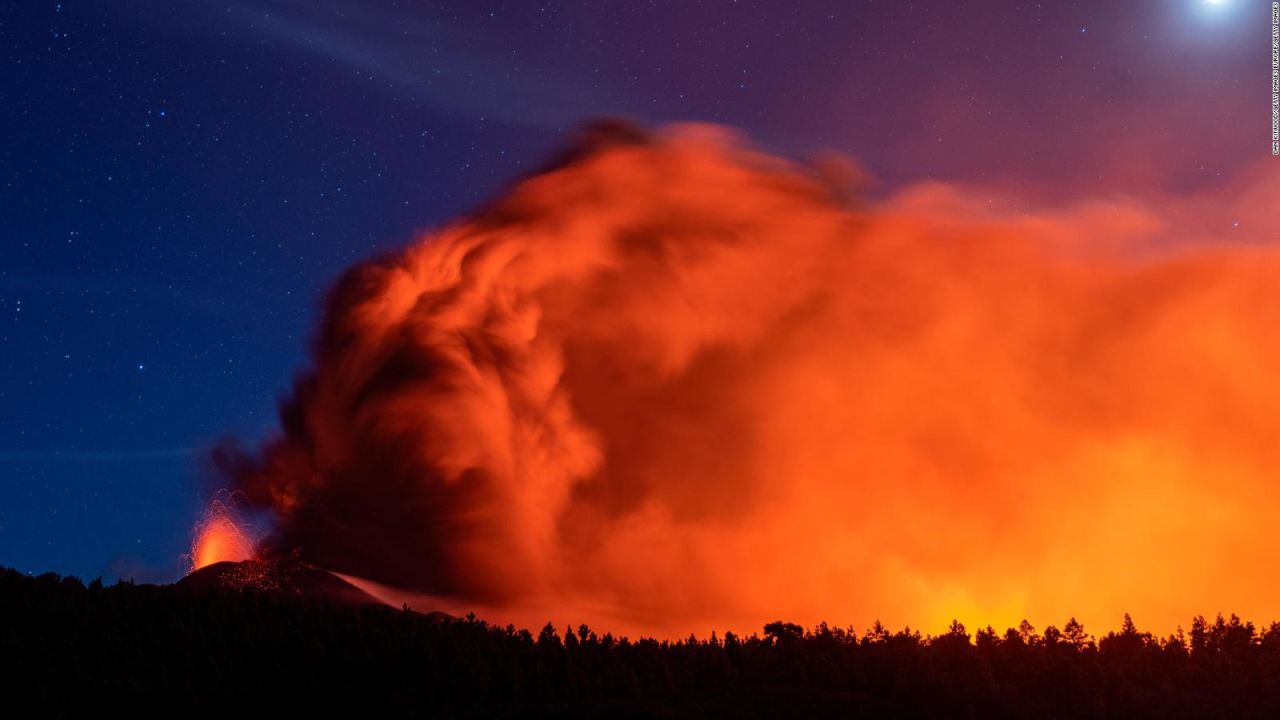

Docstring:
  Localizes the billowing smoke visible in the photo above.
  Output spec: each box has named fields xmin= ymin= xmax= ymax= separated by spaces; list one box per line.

xmin=218 ymin=121 xmax=1280 ymax=637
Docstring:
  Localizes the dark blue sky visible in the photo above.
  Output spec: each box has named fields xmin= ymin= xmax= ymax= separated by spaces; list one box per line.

xmin=0 ymin=0 xmax=1267 ymax=582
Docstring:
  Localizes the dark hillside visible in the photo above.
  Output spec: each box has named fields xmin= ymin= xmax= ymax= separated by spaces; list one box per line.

xmin=3 ymin=567 xmax=1280 ymax=718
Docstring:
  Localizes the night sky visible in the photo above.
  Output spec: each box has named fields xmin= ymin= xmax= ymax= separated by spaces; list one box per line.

xmin=0 ymin=0 xmax=1269 ymax=583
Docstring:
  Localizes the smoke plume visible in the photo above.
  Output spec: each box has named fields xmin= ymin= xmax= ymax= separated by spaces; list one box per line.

xmin=218 ymin=121 xmax=1280 ymax=637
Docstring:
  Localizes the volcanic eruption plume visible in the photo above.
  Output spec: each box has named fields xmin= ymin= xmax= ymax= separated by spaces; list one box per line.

xmin=208 ymin=121 xmax=1280 ymax=637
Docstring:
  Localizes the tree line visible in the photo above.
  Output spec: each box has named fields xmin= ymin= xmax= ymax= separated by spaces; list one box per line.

xmin=3 ymin=566 xmax=1279 ymax=718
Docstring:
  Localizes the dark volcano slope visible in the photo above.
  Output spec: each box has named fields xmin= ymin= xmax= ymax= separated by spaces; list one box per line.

xmin=176 ymin=558 xmax=384 ymax=606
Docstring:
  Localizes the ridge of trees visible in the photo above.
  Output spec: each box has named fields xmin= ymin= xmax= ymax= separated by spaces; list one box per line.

xmin=4 ymin=567 xmax=1279 ymax=718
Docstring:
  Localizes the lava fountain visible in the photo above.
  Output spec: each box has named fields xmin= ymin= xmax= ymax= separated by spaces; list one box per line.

xmin=190 ymin=500 xmax=255 ymax=571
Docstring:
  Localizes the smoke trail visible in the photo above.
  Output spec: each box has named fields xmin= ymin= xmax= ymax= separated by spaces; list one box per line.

xmin=218 ymin=121 xmax=1280 ymax=636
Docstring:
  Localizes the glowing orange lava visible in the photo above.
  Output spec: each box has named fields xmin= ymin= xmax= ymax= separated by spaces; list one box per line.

xmin=191 ymin=514 xmax=254 ymax=571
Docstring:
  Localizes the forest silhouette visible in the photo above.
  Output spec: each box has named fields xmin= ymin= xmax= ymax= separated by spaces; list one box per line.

xmin=4 ymin=567 xmax=1280 ymax=718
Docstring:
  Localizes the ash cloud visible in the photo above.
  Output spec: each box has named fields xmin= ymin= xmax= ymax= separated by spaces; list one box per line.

xmin=219 ymin=121 xmax=1280 ymax=637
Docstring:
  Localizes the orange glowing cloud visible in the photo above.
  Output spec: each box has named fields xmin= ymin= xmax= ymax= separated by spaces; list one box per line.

xmin=215 ymin=121 xmax=1280 ymax=638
